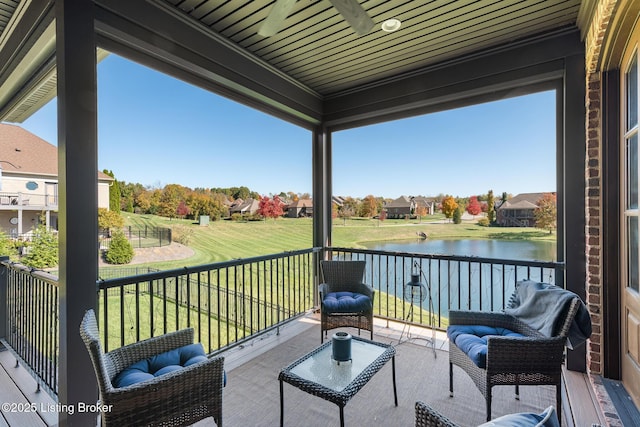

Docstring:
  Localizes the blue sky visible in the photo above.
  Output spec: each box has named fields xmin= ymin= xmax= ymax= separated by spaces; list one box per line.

xmin=20 ymin=54 xmax=556 ymax=199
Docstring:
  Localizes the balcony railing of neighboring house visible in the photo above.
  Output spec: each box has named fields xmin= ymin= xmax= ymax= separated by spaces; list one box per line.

xmin=0 ymin=247 xmax=562 ymax=400
xmin=0 ymin=192 xmax=58 ymax=208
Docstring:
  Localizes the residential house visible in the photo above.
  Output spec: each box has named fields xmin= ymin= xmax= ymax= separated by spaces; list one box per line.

xmin=496 ymin=192 xmax=555 ymax=227
xmin=384 ymin=196 xmax=414 ymax=219
xmin=228 ymin=197 xmax=259 ymax=216
xmin=0 ymin=123 xmax=112 ymax=237
xmin=413 ymin=196 xmax=438 ymax=216
xmin=287 ymin=198 xmax=313 ymax=218
xmin=0 ymin=1 xmax=639 ymax=425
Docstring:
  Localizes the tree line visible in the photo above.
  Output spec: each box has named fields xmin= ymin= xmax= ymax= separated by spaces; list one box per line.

xmin=106 ymin=172 xmax=556 ymax=231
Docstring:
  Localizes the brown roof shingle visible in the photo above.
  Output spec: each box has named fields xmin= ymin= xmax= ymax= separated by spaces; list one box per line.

xmin=0 ymin=123 xmax=112 ymax=180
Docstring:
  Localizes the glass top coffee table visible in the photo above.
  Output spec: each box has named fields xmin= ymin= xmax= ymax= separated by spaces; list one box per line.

xmin=278 ymin=336 xmax=397 ymax=427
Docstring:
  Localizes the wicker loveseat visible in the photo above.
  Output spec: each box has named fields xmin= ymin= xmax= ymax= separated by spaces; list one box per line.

xmin=319 ymin=260 xmax=374 ymax=342
xmin=447 ymin=281 xmax=588 ymax=423
xmin=80 ymin=309 xmax=225 ymax=426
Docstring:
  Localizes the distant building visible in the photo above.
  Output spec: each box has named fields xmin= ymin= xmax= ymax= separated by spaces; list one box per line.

xmin=229 ymin=198 xmax=260 ymax=216
xmin=0 ymin=123 xmax=113 ymax=237
xmin=412 ymin=196 xmax=438 ymax=215
xmin=496 ymin=192 xmax=555 ymax=227
xmin=287 ymin=199 xmax=313 ymax=218
xmin=384 ymin=196 xmax=414 ymax=219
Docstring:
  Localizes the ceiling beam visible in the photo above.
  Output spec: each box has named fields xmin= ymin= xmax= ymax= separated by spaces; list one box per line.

xmin=94 ymin=0 xmax=324 ymax=129
xmin=322 ymin=28 xmax=584 ymax=131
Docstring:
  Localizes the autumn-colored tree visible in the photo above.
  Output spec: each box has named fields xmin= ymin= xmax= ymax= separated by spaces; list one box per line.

xmin=415 ymin=205 xmax=427 ymax=223
xmin=337 ymin=205 xmax=354 ymax=225
xmin=378 ymin=209 xmax=387 ymax=226
xmin=467 ymin=196 xmax=482 ymax=216
xmin=441 ymin=196 xmax=458 ymax=219
xmin=98 ymin=208 xmax=124 ymax=233
xmin=159 ymin=184 xmax=187 ymax=219
xmin=486 ymin=190 xmax=496 ymax=224
xmin=534 ymin=193 xmax=557 ymax=233
xmin=258 ymin=195 xmax=284 ymax=220
xmin=359 ymin=195 xmax=378 ymax=218
xmin=176 ymin=201 xmax=190 ymax=218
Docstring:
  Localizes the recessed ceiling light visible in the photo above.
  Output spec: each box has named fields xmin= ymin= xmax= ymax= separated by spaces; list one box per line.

xmin=381 ymin=18 xmax=401 ymax=33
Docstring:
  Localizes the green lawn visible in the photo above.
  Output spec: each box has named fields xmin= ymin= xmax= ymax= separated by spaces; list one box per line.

xmin=121 ymin=212 xmax=555 ymax=270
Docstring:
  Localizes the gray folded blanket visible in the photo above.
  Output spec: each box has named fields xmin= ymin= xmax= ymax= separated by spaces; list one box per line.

xmin=504 ymin=280 xmax=592 ymax=349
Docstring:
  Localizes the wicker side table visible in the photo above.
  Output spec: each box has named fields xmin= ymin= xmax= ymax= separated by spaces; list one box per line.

xmin=278 ymin=336 xmax=397 ymax=427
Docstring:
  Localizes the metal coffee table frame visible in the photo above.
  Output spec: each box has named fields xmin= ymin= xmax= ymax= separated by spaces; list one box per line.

xmin=278 ymin=336 xmax=397 ymax=427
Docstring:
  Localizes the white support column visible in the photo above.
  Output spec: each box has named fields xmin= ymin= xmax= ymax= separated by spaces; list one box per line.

xmin=56 ymin=0 xmax=99 ymax=425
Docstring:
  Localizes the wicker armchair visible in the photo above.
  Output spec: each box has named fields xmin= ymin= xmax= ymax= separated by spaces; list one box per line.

xmin=80 ymin=309 xmax=225 ymax=427
xmin=319 ymin=260 xmax=374 ymax=342
xmin=448 ymin=297 xmax=581 ymax=423
xmin=415 ymin=401 xmax=458 ymax=427
xmin=415 ymin=401 xmax=560 ymax=427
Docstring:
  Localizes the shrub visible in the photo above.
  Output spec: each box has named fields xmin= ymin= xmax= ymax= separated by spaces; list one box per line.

xmin=105 ymin=230 xmax=134 ymax=264
xmin=172 ymin=225 xmax=194 ymax=245
xmin=477 ymin=217 xmax=490 ymax=227
xmin=231 ymin=213 xmax=243 ymax=221
xmin=452 ymin=207 xmax=462 ymax=224
xmin=23 ymin=225 xmax=58 ymax=268
xmin=0 ymin=231 xmax=17 ymax=259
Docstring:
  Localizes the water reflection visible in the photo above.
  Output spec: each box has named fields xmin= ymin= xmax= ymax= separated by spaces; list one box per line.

xmin=356 ymin=239 xmax=557 ymax=318
xmin=363 ymin=239 xmax=556 ymax=262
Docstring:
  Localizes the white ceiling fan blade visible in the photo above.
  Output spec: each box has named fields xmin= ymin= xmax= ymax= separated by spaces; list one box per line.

xmin=258 ymin=0 xmax=298 ymax=37
xmin=328 ymin=0 xmax=375 ymax=36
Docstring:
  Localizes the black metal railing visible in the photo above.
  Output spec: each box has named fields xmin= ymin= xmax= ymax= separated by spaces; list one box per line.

xmin=328 ymin=247 xmax=563 ymax=331
xmin=0 ymin=261 xmax=59 ymax=396
xmin=97 ymin=248 xmax=320 ymax=353
xmin=0 ymin=246 xmax=563 ymax=399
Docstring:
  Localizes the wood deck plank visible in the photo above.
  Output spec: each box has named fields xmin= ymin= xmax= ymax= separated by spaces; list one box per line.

xmin=0 ymin=351 xmax=56 ymax=427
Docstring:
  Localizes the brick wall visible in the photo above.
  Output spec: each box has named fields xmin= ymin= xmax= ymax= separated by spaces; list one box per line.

xmin=584 ymin=0 xmax=617 ymax=376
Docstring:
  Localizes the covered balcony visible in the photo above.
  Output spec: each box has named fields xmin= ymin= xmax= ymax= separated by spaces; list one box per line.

xmin=0 ymin=250 xmax=606 ymax=426
xmin=0 ymin=0 xmax=637 ymax=426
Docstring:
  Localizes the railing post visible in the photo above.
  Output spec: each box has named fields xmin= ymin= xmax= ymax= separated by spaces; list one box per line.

xmin=0 ymin=256 xmax=9 ymax=340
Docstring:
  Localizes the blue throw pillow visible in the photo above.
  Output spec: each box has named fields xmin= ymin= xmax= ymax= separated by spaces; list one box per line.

xmin=478 ymin=406 xmax=559 ymax=427
xmin=113 ymin=343 xmax=207 ymax=388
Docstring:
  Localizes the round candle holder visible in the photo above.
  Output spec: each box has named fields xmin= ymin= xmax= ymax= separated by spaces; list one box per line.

xmin=331 ymin=332 xmax=352 ymax=363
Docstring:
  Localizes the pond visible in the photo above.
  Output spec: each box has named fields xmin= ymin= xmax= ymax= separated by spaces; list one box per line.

xmin=363 ymin=238 xmax=557 ymax=262
xmin=357 ymin=238 xmax=558 ymax=318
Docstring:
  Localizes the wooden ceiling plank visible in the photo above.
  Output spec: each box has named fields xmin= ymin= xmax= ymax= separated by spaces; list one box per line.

xmin=309 ymin=12 xmax=577 ymax=91
xmin=200 ymin=1 xmax=268 ymax=28
xmin=278 ymin=0 xmax=547 ymax=75
xmin=260 ymin=0 xmax=464 ymax=65
xmin=290 ymin=1 xmax=576 ymax=84
xmin=311 ymin=13 xmax=578 ymax=93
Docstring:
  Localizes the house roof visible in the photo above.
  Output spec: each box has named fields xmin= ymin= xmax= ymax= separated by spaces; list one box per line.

xmin=289 ymin=199 xmax=313 ymax=208
xmin=385 ymin=196 xmax=413 ymax=208
xmin=230 ymin=197 xmax=259 ymax=213
xmin=498 ymin=192 xmax=555 ymax=210
xmin=0 ymin=123 xmax=113 ymax=180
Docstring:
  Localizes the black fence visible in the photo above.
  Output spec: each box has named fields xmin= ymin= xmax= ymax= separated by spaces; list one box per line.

xmin=100 ymin=226 xmax=172 ymax=249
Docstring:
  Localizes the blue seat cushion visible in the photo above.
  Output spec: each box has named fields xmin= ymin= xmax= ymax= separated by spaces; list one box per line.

xmin=113 ymin=343 xmax=208 ymax=388
xmin=447 ymin=325 xmax=525 ymax=368
xmin=323 ymin=291 xmax=371 ymax=314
